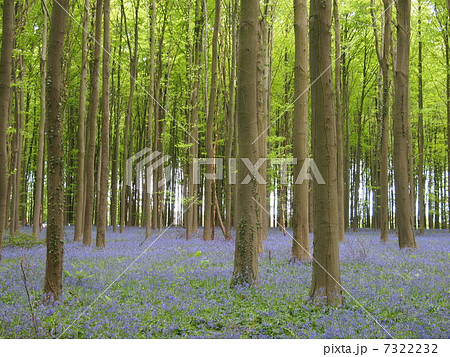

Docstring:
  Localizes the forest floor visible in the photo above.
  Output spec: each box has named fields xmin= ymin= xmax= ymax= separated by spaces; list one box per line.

xmin=0 ymin=227 xmax=448 ymax=338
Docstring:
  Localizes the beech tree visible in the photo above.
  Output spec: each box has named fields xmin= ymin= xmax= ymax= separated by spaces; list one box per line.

xmin=370 ymin=0 xmax=392 ymax=242
xmin=393 ymin=0 xmax=417 ymax=248
xmin=231 ymin=0 xmax=260 ymax=286
xmin=33 ymin=1 xmax=48 ymax=238
xmin=291 ymin=0 xmax=310 ymax=261
xmin=97 ymin=0 xmax=111 ymax=248
xmin=44 ymin=0 xmax=69 ymax=300
xmin=203 ymin=0 xmax=220 ymax=241
xmin=73 ymin=0 xmax=90 ymax=242
xmin=83 ymin=0 xmax=103 ymax=246
xmin=0 ymin=0 xmax=14 ymax=262
xmin=309 ymin=0 xmax=342 ymax=305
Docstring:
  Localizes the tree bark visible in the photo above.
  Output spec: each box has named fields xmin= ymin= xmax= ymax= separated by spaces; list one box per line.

xmin=73 ymin=0 xmax=90 ymax=242
xmin=445 ymin=0 xmax=450 ymax=231
xmin=33 ymin=1 xmax=47 ymax=238
xmin=309 ymin=0 xmax=342 ymax=305
xmin=371 ymin=0 xmax=392 ymax=242
xmin=231 ymin=0 xmax=260 ymax=287
xmin=417 ymin=2 xmax=425 ymax=234
xmin=333 ymin=0 xmax=345 ymax=242
xmin=224 ymin=0 xmax=238 ymax=242
xmin=291 ymin=0 xmax=310 ymax=262
xmin=120 ymin=0 xmax=139 ymax=233
xmin=96 ymin=0 xmax=110 ymax=248
xmin=145 ymin=0 xmax=156 ymax=239
xmin=44 ymin=0 xmax=69 ymax=300
xmin=393 ymin=0 xmax=417 ymax=249
xmin=0 ymin=0 xmax=14 ymax=262
xmin=186 ymin=0 xmax=202 ymax=239
xmin=203 ymin=0 xmax=220 ymax=241
xmin=83 ymin=0 xmax=102 ymax=245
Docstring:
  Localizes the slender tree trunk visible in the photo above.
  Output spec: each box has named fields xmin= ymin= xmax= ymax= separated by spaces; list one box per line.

xmin=44 ymin=0 xmax=69 ymax=300
xmin=33 ymin=1 xmax=47 ymax=237
xmin=186 ymin=0 xmax=202 ymax=239
xmin=256 ymin=0 xmax=270 ymax=253
xmin=417 ymin=2 xmax=425 ymax=235
xmin=73 ymin=0 xmax=90 ymax=242
xmin=371 ymin=0 xmax=392 ymax=241
xmin=203 ymin=0 xmax=220 ymax=241
xmin=10 ymin=54 xmax=25 ymax=234
xmin=224 ymin=0 xmax=238 ymax=242
xmin=309 ymin=0 xmax=342 ymax=305
xmin=145 ymin=0 xmax=156 ymax=239
xmin=0 ymin=0 xmax=14 ymax=262
xmin=445 ymin=0 xmax=450 ymax=231
xmin=291 ymin=0 xmax=310 ymax=262
xmin=96 ymin=0 xmax=110 ymax=248
xmin=393 ymin=0 xmax=417 ymax=248
xmin=120 ymin=0 xmax=139 ymax=233
xmin=333 ymin=0 xmax=345 ymax=242
xmin=231 ymin=0 xmax=260 ymax=287
xmin=83 ymin=0 xmax=102 ymax=246
xmin=110 ymin=11 xmax=123 ymax=233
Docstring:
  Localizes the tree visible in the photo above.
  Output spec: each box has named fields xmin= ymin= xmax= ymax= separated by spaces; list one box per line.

xmin=84 ymin=0 xmax=103 ymax=245
xmin=33 ymin=0 xmax=48 ymax=238
xmin=44 ymin=0 xmax=69 ymax=300
xmin=309 ymin=0 xmax=342 ymax=305
xmin=0 ymin=0 xmax=14 ymax=262
xmin=291 ymin=0 xmax=310 ymax=262
xmin=417 ymin=1 xmax=425 ymax=234
xmin=203 ymin=0 xmax=220 ymax=241
xmin=393 ymin=0 xmax=417 ymax=248
xmin=73 ymin=0 xmax=90 ymax=242
xmin=224 ymin=0 xmax=238 ymax=242
xmin=333 ymin=0 xmax=345 ymax=242
xmin=231 ymin=0 xmax=260 ymax=287
xmin=97 ymin=0 xmax=111 ymax=248
xmin=370 ymin=0 xmax=392 ymax=242
xmin=186 ymin=0 xmax=202 ymax=240
xmin=121 ymin=0 xmax=140 ymax=233
xmin=145 ymin=0 xmax=156 ymax=239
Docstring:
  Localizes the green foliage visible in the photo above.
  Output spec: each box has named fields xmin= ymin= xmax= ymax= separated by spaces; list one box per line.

xmin=4 ymin=233 xmax=45 ymax=248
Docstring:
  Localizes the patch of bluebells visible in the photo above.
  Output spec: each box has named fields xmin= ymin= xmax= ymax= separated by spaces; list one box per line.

xmin=0 ymin=226 xmax=448 ymax=338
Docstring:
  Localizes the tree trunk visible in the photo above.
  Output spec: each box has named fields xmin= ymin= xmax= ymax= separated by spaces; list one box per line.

xmin=256 ymin=0 xmax=270 ymax=253
xmin=0 ymin=0 xmax=14 ymax=262
xmin=393 ymin=0 xmax=417 ymax=249
xmin=83 ymin=0 xmax=102 ymax=245
xmin=224 ymin=0 xmax=238 ymax=242
xmin=291 ymin=0 xmax=310 ymax=262
xmin=110 ymin=11 xmax=123 ymax=233
xmin=145 ymin=0 xmax=156 ymax=239
xmin=120 ymin=0 xmax=139 ymax=233
xmin=73 ymin=0 xmax=90 ymax=242
xmin=10 ymin=54 xmax=25 ymax=234
xmin=231 ymin=0 xmax=260 ymax=287
xmin=309 ymin=0 xmax=342 ymax=305
xmin=96 ymin=0 xmax=110 ymax=248
xmin=186 ymin=0 xmax=202 ymax=240
xmin=203 ymin=0 xmax=220 ymax=241
xmin=333 ymin=0 xmax=345 ymax=243
xmin=44 ymin=0 xmax=69 ymax=300
xmin=446 ymin=0 xmax=450 ymax=231
xmin=372 ymin=0 xmax=392 ymax=242
xmin=417 ymin=2 xmax=425 ymax=235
